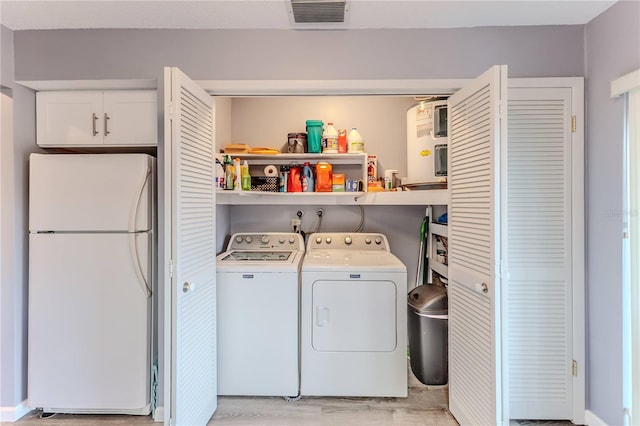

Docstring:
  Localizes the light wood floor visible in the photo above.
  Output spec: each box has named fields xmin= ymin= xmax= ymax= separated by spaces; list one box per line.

xmin=13 ymin=371 xmax=457 ymax=425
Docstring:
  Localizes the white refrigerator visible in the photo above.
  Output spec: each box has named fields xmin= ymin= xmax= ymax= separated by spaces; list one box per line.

xmin=28 ymin=153 xmax=154 ymax=415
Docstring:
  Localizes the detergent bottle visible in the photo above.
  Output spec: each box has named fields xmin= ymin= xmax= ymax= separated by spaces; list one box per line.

xmin=288 ymin=165 xmax=302 ymax=192
xmin=315 ymin=162 xmax=332 ymax=192
xmin=302 ymin=162 xmax=314 ymax=192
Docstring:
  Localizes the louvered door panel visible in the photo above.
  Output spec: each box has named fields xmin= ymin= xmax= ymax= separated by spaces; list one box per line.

xmin=448 ymin=66 xmax=506 ymax=426
xmin=508 ymin=88 xmax=573 ymax=419
xmin=168 ymin=67 xmax=217 ymax=426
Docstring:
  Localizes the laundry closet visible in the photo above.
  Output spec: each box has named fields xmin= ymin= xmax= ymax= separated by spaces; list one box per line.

xmin=162 ymin=67 xmax=584 ymax=425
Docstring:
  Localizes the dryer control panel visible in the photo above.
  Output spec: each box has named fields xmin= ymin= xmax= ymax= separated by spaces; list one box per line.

xmin=227 ymin=232 xmax=305 ymax=251
xmin=307 ymin=232 xmax=390 ymax=251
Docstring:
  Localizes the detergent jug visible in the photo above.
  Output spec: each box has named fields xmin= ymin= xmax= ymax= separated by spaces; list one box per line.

xmin=315 ymin=162 xmax=332 ymax=192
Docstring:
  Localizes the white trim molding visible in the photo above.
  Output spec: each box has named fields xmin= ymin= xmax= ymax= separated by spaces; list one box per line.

xmin=153 ymin=405 xmax=164 ymax=422
xmin=585 ymin=409 xmax=608 ymax=426
xmin=0 ymin=400 xmax=32 ymax=422
xmin=611 ymin=69 xmax=640 ymax=98
xmin=195 ymin=78 xmax=469 ymax=96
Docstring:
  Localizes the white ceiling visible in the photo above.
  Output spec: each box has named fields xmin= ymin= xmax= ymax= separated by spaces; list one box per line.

xmin=0 ymin=0 xmax=618 ymax=31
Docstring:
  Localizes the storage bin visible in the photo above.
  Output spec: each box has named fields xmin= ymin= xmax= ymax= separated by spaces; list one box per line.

xmin=407 ymin=284 xmax=448 ymax=385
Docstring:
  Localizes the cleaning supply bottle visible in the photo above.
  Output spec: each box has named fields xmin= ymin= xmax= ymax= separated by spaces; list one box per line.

xmin=302 ymin=162 xmax=314 ymax=192
xmin=241 ymin=160 xmax=251 ymax=191
xmin=338 ymin=129 xmax=348 ymax=153
xmin=224 ymin=155 xmax=234 ymax=190
xmin=322 ymin=122 xmax=339 ymax=153
xmin=347 ymin=128 xmax=364 ymax=153
xmin=233 ymin=157 xmax=241 ymax=190
xmin=215 ymin=158 xmax=225 ymax=189
xmin=279 ymin=166 xmax=288 ymax=192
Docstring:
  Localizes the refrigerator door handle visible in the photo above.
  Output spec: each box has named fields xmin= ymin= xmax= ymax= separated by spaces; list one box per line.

xmin=129 ymin=163 xmax=152 ymax=297
xmin=129 ymin=165 xmax=151 ymax=233
xmin=130 ymin=231 xmax=152 ymax=297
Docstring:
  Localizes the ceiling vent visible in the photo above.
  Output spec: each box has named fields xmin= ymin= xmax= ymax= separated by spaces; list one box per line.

xmin=287 ymin=0 xmax=350 ymax=28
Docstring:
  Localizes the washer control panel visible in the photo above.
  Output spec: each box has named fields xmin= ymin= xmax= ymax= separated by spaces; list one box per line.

xmin=227 ymin=233 xmax=304 ymax=251
xmin=308 ymin=233 xmax=390 ymax=251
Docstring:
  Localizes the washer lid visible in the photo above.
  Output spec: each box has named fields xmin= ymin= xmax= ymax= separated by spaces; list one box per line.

xmin=216 ymin=250 xmax=303 ymax=270
xmin=302 ymin=250 xmax=406 ymax=272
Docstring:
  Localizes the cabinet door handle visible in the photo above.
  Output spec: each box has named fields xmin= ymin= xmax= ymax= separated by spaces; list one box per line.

xmin=104 ymin=113 xmax=110 ymax=136
xmin=92 ymin=113 xmax=99 ymax=136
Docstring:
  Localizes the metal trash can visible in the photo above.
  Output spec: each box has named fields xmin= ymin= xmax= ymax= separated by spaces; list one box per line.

xmin=407 ymin=284 xmax=448 ymax=385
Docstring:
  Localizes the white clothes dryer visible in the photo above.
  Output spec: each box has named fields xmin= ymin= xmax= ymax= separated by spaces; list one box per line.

xmin=300 ymin=232 xmax=408 ymax=397
xmin=216 ymin=232 xmax=304 ymax=397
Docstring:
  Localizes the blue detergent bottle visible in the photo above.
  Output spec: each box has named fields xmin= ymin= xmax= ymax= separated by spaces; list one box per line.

xmin=302 ymin=162 xmax=314 ymax=192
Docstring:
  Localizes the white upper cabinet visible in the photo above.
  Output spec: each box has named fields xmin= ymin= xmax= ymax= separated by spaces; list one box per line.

xmin=36 ymin=90 xmax=157 ymax=147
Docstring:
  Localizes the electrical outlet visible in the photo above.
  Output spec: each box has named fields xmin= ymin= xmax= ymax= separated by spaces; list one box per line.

xmin=291 ymin=218 xmax=301 ymax=233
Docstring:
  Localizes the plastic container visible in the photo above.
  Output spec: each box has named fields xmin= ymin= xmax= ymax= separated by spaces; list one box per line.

xmin=224 ymin=155 xmax=234 ymax=190
xmin=241 ymin=160 xmax=251 ymax=191
xmin=288 ymin=165 xmax=302 ymax=192
xmin=287 ymin=133 xmax=307 ymax=153
xmin=233 ymin=158 xmax=241 ymax=190
xmin=347 ymin=128 xmax=364 ymax=153
xmin=338 ymin=129 xmax=348 ymax=153
xmin=215 ymin=159 xmax=225 ymax=189
xmin=407 ymin=285 xmax=448 ymax=385
xmin=279 ymin=166 xmax=289 ymax=192
xmin=315 ymin=162 xmax=332 ymax=192
xmin=302 ymin=162 xmax=314 ymax=192
xmin=306 ymin=120 xmax=324 ymax=153
xmin=322 ymin=122 xmax=339 ymax=153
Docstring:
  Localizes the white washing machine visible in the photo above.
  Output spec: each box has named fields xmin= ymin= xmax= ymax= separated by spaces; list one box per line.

xmin=216 ymin=232 xmax=304 ymax=396
xmin=301 ymin=232 xmax=408 ymax=397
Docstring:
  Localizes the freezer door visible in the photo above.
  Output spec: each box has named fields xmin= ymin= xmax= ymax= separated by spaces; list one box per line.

xmin=28 ymin=232 xmax=151 ymax=413
xmin=29 ymin=153 xmax=153 ymax=232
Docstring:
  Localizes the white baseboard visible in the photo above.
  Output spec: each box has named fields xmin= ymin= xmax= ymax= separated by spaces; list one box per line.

xmin=0 ymin=400 xmax=32 ymax=422
xmin=153 ymin=405 xmax=164 ymax=423
xmin=585 ymin=409 xmax=608 ymax=426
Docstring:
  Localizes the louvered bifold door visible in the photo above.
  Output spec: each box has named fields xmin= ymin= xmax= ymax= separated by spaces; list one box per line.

xmin=447 ymin=65 xmax=508 ymax=426
xmin=507 ymin=87 xmax=573 ymax=420
xmin=166 ymin=67 xmax=217 ymax=426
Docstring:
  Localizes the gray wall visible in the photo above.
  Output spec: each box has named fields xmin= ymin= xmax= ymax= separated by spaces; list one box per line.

xmin=229 ymin=96 xmax=416 ymax=177
xmin=585 ymin=1 xmax=640 ymax=424
xmin=1 ymin=24 xmax=13 ymax=87
xmin=13 ymin=27 xmax=584 ymax=81
xmin=6 ymin=24 xmax=587 ymax=415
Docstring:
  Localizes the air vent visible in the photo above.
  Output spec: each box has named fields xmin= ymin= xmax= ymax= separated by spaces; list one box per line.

xmin=288 ymin=0 xmax=350 ymax=26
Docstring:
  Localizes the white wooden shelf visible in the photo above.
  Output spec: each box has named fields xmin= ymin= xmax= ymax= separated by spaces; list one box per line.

xmin=216 ymin=189 xmax=449 ymax=206
xmin=227 ymin=152 xmax=367 ymax=165
xmin=430 ymin=259 xmax=448 ymax=278
xmin=430 ymin=222 xmax=448 ymax=237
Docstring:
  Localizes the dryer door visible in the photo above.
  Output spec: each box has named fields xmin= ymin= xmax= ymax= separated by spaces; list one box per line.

xmin=312 ymin=280 xmax=397 ymax=352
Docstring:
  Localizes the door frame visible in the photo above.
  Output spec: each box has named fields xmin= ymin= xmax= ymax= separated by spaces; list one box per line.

xmin=156 ymin=76 xmax=585 ymax=423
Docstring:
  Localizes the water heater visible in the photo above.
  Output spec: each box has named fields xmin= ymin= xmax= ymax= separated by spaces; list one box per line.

xmin=405 ymin=99 xmax=448 ymax=185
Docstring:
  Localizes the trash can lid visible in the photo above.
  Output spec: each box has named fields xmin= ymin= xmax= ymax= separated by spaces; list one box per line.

xmin=408 ymin=284 xmax=447 ymax=312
